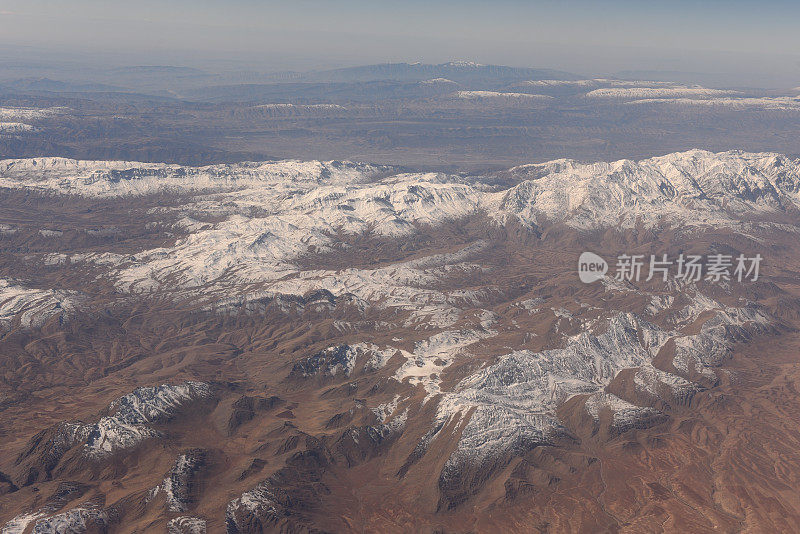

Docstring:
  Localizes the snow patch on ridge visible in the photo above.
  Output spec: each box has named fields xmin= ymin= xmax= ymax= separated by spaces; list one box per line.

xmin=35 ymin=382 xmax=213 ymax=459
xmin=0 ymin=106 xmax=67 ymax=120
xmin=432 ymin=301 xmax=772 ymax=471
xmin=586 ymin=86 xmax=735 ymax=99
xmin=0 ymin=279 xmax=84 ymax=330
xmin=584 ymin=391 xmax=660 ymax=429
xmin=495 ymin=150 xmax=800 ymax=230
xmin=31 ymin=503 xmax=110 ymax=534
xmin=394 ymin=325 xmax=496 ymax=399
xmin=628 ymin=96 xmax=800 ymax=110
xmin=454 ymin=90 xmax=553 ymax=101
xmin=1 ymin=512 xmax=47 ymax=534
xmin=434 ymin=313 xmax=669 ymax=466
xmin=0 ymin=122 xmax=36 ymax=133
xmin=168 ymin=516 xmax=207 ymax=533
xmin=0 ymin=158 xmax=392 ymax=197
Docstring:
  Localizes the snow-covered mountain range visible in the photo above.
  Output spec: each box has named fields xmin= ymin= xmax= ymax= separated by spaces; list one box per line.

xmin=3 ymin=149 xmax=799 ymax=225
xmin=1 ymin=149 xmax=797 ymax=532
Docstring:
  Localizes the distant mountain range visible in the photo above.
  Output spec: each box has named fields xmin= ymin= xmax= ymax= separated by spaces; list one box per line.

xmin=0 ymin=77 xmax=125 ymax=93
xmin=290 ymin=61 xmax=581 ymax=84
xmin=0 ymin=61 xmax=582 ymax=98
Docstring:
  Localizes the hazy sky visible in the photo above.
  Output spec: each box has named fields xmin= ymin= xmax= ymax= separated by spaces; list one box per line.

xmin=2 ymin=0 xmax=799 ymax=86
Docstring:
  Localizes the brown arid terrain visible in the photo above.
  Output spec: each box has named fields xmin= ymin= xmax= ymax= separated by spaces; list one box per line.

xmin=1 ymin=150 xmax=800 ymax=532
